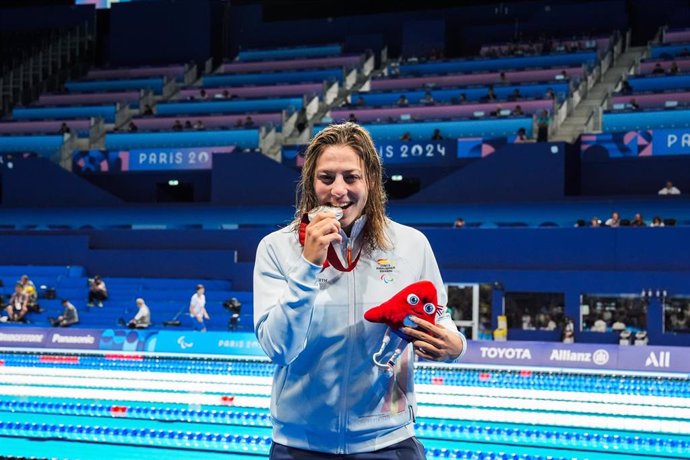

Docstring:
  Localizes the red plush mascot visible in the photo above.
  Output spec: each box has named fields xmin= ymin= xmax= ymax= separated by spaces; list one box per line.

xmin=364 ymin=280 xmax=442 ymax=370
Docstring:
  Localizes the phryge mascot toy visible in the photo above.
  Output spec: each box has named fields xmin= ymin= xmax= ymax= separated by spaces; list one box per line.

xmin=364 ymin=280 xmax=442 ymax=371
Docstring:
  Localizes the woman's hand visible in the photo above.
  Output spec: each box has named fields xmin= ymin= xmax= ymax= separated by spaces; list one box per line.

xmin=401 ymin=316 xmax=464 ymax=361
xmin=302 ymin=213 xmax=342 ymax=266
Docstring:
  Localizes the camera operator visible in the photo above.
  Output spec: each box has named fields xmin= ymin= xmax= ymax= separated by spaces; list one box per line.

xmin=224 ymin=297 xmax=242 ymax=330
xmin=87 ymin=275 xmax=108 ymax=308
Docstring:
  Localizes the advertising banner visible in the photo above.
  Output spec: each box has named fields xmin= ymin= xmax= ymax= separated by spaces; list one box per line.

xmin=72 ymin=146 xmax=236 ymax=173
xmin=154 ymin=331 xmax=266 ymax=357
xmin=2 ymin=326 xmax=687 ymax=372
xmin=581 ymin=129 xmax=690 ymax=158
xmin=461 ymin=341 xmax=619 ymax=371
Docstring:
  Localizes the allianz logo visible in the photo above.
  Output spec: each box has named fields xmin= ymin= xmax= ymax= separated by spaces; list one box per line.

xmin=645 ymin=351 xmax=671 ymax=368
xmin=549 ymin=349 xmax=610 ymax=365
xmin=479 ymin=347 xmax=532 ymax=360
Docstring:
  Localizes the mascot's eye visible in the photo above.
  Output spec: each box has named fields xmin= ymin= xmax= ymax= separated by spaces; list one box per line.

xmin=423 ymin=303 xmax=436 ymax=314
xmin=407 ymin=294 xmax=419 ymax=305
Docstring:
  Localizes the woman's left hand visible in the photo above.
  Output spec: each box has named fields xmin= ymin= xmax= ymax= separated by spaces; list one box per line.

xmin=401 ymin=317 xmax=463 ymax=361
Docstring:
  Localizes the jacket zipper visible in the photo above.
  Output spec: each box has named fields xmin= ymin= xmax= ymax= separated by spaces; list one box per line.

xmin=338 ymin=240 xmax=355 ymax=454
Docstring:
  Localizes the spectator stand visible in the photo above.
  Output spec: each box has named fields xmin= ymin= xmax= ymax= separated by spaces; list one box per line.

xmin=350 ymin=31 xmax=621 ymax=145
xmin=190 ymin=43 xmax=373 ymax=148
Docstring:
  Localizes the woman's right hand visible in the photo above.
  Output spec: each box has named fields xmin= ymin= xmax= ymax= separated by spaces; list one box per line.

xmin=302 ymin=213 xmax=342 ymax=266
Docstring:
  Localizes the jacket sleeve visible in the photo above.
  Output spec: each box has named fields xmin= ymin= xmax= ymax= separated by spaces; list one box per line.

xmin=253 ymin=235 xmax=322 ymax=366
xmin=419 ymin=233 xmax=468 ymax=362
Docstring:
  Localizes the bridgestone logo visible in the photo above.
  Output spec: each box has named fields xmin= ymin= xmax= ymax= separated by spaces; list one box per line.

xmin=479 ymin=347 xmax=532 ymax=360
xmin=0 ymin=333 xmax=44 ymax=343
xmin=51 ymin=334 xmax=95 ymax=344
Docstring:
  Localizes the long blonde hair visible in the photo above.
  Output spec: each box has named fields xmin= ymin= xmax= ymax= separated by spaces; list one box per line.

xmin=294 ymin=122 xmax=390 ymax=252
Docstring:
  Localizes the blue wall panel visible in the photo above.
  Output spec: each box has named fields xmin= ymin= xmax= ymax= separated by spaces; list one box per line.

xmin=603 ymin=108 xmax=690 ymax=131
xmin=397 ymin=51 xmax=596 ymax=76
xmin=104 ymin=129 xmax=260 ymax=150
xmin=12 ymin=105 xmax=117 ymax=122
xmin=238 ymin=44 xmax=342 ymax=61
xmin=156 ymin=98 xmax=303 ymax=116
xmin=354 ymin=82 xmax=569 ymax=106
xmin=202 ymin=68 xmax=342 ymax=87
xmin=315 ymin=117 xmax=533 ymax=142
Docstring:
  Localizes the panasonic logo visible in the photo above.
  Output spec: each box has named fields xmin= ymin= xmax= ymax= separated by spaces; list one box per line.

xmin=51 ymin=334 xmax=95 ymax=344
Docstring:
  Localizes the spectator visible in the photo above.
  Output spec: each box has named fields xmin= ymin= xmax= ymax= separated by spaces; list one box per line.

xmin=420 ymin=90 xmax=435 ymax=105
xmin=50 ymin=299 xmax=79 ymax=327
xmin=542 ymin=315 xmax=557 ymax=331
xmin=629 ymin=98 xmax=640 ymax=110
xmin=508 ymin=88 xmax=522 ymax=101
xmin=172 ymin=120 xmax=183 ymax=131
xmin=193 ymin=120 xmax=205 ymax=130
xmin=590 ymin=216 xmax=601 ymax=227
xmin=5 ymin=283 xmax=28 ymax=322
xmin=128 ymin=121 xmax=138 ymax=132
xmin=591 ymin=315 xmax=608 ymax=332
xmin=669 ymin=61 xmax=680 ymax=75
xmin=515 ymin=127 xmax=529 ymax=143
xmin=536 ymin=110 xmax=551 ymax=142
xmin=545 ymin=88 xmax=556 ymax=100
xmin=431 ymin=128 xmax=443 ymax=140
xmin=652 ymin=63 xmax=665 ymax=74
xmin=453 ymin=217 xmax=465 ymax=228
xmin=651 ymin=216 xmax=665 ymax=227
xmin=658 ymin=180 xmax=681 ymax=195
xmin=396 ymin=94 xmax=409 ymax=107
xmin=620 ymin=80 xmax=633 ymax=95
xmin=244 ymin=116 xmax=255 ymax=128
xmin=87 ymin=275 xmax=108 ymax=308
xmin=400 ymin=131 xmax=412 ymax=141
xmin=18 ymin=274 xmax=40 ymax=312
xmin=605 ymin=211 xmax=621 ymax=227
xmin=486 ymin=86 xmax=497 ymax=101
xmin=199 ymin=89 xmax=208 ymax=100
xmin=611 ymin=316 xmax=627 ymax=332
xmin=631 ymin=213 xmax=646 ymax=227
xmin=513 ymin=105 xmax=525 ymax=115
xmin=128 ymin=298 xmax=151 ymax=329
xmin=184 ymin=120 xmax=193 ymax=130
xmin=493 ymin=105 xmax=507 ymax=117
xmin=190 ymin=284 xmax=210 ymax=332
xmin=498 ymin=71 xmax=508 ymax=83
xmin=142 ymin=104 xmax=154 ymax=116
xmin=348 ymin=113 xmax=358 ymax=123
xmin=58 ymin=122 xmax=71 ymax=135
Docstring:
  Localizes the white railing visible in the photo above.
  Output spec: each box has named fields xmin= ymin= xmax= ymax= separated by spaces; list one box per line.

xmin=323 ymin=81 xmax=339 ymax=105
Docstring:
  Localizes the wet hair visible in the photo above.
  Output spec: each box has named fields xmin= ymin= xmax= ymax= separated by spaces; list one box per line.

xmin=295 ymin=122 xmax=390 ymax=252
